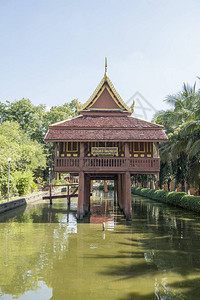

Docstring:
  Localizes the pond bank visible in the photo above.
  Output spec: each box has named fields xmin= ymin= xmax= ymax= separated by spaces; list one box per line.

xmin=0 ymin=191 xmax=50 ymax=214
xmin=132 ymin=186 xmax=200 ymax=213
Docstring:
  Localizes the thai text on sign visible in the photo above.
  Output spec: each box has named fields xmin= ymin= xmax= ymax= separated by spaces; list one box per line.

xmin=91 ymin=147 xmax=118 ymax=156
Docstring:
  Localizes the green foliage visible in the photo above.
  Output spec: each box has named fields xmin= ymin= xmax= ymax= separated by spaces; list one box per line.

xmin=13 ymin=171 xmax=37 ymax=196
xmin=0 ymin=171 xmax=37 ymax=198
xmin=132 ymin=187 xmax=200 ymax=213
xmin=179 ymin=195 xmax=200 ymax=212
xmin=0 ymin=98 xmax=81 ymax=144
xmin=0 ymin=98 xmax=82 ymax=199
xmin=98 ymin=184 xmax=114 ymax=190
xmin=166 ymin=192 xmax=186 ymax=206
xmin=0 ymin=177 xmax=15 ymax=197
xmin=0 ymin=121 xmax=46 ymax=178
xmin=153 ymin=80 xmax=200 ymax=189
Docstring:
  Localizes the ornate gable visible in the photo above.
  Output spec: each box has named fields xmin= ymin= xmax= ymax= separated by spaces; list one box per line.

xmin=79 ymin=59 xmax=132 ymax=115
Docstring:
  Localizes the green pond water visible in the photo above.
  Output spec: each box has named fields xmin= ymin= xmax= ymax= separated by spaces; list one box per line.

xmin=1 ymin=190 xmax=200 ymax=299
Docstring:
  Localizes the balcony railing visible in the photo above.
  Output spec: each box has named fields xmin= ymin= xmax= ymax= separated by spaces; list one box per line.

xmin=55 ymin=157 xmax=160 ymax=173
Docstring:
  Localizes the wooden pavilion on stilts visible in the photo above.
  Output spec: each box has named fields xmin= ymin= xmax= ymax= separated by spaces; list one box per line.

xmin=44 ymin=59 xmax=168 ymax=220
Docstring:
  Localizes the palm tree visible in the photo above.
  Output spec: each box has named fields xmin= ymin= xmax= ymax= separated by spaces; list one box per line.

xmin=153 ymin=81 xmax=200 ymax=192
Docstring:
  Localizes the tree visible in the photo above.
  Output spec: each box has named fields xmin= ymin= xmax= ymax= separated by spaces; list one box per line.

xmin=0 ymin=121 xmax=46 ymax=184
xmin=153 ymin=81 xmax=200 ymax=191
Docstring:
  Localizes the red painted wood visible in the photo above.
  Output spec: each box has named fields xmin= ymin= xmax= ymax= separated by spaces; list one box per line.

xmin=77 ymin=171 xmax=84 ymax=219
xmin=125 ymin=172 xmax=132 ymax=220
xmin=55 ymin=157 xmax=160 ymax=173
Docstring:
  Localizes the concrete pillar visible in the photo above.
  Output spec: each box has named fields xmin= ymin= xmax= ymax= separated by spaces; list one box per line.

xmin=77 ymin=171 xmax=84 ymax=219
xmin=104 ymin=180 xmax=108 ymax=192
xmin=125 ymin=172 xmax=132 ymax=220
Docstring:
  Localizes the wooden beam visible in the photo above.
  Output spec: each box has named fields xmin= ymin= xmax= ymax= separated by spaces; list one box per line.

xmin=43 ymin=194 xmax=78 ymax=200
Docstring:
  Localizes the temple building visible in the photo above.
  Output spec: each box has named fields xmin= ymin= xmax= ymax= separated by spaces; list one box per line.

xmin=44 ymin=59 xmax=168 ymax=220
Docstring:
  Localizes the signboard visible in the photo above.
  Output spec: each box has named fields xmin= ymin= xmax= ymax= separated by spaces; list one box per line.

xmin=91 ymin=147 xmax=118 ymax=156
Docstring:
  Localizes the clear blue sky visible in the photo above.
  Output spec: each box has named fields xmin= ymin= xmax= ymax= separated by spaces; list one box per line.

xmin=0 ymin=0 xmax=200 ymax=119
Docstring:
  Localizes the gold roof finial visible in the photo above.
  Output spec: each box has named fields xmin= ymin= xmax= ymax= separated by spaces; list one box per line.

xmin=130 ymin=99 xmax=135 ymax=113
xmin=105 ymin=57 xmax=107 ymax=76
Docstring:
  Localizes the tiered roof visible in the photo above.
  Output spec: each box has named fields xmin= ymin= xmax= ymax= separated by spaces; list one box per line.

xmin=44 ymin=59 xmax=168 ymax=142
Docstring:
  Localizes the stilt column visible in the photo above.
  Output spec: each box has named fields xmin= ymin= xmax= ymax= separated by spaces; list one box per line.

xmin=117 ymin=174 xmax=122 ymax=209
xmin=121 ymin=174 xmax=126 ymax=212
xmin=84 ymin=174 xmax=90 ymax=214
xmin=104 ymin=180 xmax=108 ymax=192
xmin=77 ymin=171 xmax=84 ymax=219
xmin=125 ymin=172 xmax=132 ymax=220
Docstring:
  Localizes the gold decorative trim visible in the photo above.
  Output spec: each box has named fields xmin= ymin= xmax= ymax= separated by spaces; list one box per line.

xmin=80 ymin=73 xmax=132 ymax=113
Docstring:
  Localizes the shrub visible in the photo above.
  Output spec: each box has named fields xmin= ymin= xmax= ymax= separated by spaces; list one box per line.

xmin=0 ymin=176 xmax=18 ymax=198
xmin=180 ymin=195 xmax=200 ymax=212
xmin=13 ymin=170 xmax=36 ymax=196
xmin=132 ymin=187 xmax=200 ymax=213
xmin=167 ymin=192 xmax=186 ymax=206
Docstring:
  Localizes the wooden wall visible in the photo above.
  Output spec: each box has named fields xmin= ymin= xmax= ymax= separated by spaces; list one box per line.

xmin=57 ymin=141 xmax=153 ymax=158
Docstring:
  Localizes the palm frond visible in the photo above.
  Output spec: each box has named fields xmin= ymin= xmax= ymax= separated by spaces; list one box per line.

xmin=189 ymin=139 xmax=200 ymax=158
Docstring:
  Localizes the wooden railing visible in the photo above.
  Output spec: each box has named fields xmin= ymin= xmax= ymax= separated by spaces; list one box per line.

xmin=55 ymin=157 xmax=160 ymax=173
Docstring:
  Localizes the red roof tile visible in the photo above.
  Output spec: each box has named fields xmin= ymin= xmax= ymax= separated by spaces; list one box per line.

xmin=44 ymin=128 xmax=168 ymax=142
xmin=50 ymin=115 xmax=163 ymax=129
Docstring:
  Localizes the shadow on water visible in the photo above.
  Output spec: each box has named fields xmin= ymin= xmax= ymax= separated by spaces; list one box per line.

xmin=1 ymin=191 xmax=200 ymax=299
xmin=86 ymin=194 xmax=200 ymax=299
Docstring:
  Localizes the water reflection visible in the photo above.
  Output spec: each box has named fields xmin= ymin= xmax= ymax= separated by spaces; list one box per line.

xmin=1 ymin=192 xmax=200 ymax=299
